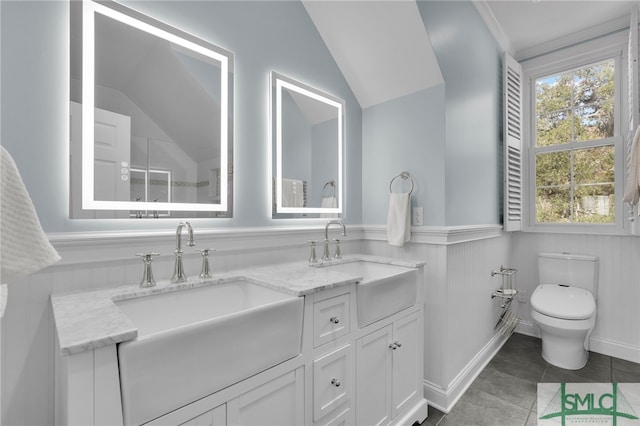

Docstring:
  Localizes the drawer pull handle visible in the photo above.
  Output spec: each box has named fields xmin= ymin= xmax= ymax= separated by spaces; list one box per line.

xmin=329 ymin=316 xmax=340 ymax=324
xmin=331 ymin=378 xmax=341 ymax=387
xmin=389 ymin=341 xmax=402 ymax=350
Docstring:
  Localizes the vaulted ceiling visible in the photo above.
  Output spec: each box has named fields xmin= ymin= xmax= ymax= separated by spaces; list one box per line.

xmin=303 ymin=0 xmax=639 ymax=109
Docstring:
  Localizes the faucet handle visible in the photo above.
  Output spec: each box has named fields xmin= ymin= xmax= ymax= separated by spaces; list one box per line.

xmin=197 ymin=248 xmax=215 ymax=279
xmin=136 ymin=252 xmax=160 ymax=258
xmin=135 ymin=253 xmax=160 ymax=288
xmin=308 ymin=240 xmax=319 ymax=264
xmin=332 ymin=238 xmax=342 ymax=260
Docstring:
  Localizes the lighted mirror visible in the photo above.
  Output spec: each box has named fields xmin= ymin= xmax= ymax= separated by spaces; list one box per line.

xmin=70 ymin=0 xmax=233 ymax=218
xmin=270 ymin=72 xmax=344 ymax=218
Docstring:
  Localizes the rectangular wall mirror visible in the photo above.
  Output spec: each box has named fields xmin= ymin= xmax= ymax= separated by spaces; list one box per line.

xmin=70 ymin=0 xmax=234 ymax=219
xmin=270 ymin=72 xmax=344 ymax=219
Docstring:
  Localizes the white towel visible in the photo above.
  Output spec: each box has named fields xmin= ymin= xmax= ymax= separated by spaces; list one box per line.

xmin=281 ymin=178 xmax=304 ymax=207
xmin=1 ymin=146 xmax=60 ymax=285
xmin=387 ymin=192 xmax=411 ymax=247
xmin=624 ymin=126 xmax=640 ymax=205
xmin=320 ymin=196 xmax=337 ymax=218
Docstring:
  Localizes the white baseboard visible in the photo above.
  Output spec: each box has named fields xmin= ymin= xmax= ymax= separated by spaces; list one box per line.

xmin=424 ymin=332 xmax=509 ymax=413
xmin=590 ymin=337 xmax=640 ymax=363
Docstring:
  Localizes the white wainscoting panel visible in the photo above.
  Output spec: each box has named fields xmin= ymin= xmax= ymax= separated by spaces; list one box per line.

xmin=361 ymin=229 xmax=512 ymax=412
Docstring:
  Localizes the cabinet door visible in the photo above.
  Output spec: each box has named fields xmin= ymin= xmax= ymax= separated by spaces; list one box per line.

xmin=392 ymin=312 xmax=421 ymax=417
xmin=355 ymin=325 xmax=392 ymax=426
xmin=313 ymin=344 xmax=352 ymax=421
xmin=227 ymin=367 xmax=304 ymax=426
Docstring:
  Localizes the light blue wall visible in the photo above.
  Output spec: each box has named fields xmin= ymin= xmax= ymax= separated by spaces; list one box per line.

xmin=361 ymin=1 xmax=502 ymax=227
xmin=418 ymin=0 xmax=503 ymax=226
xmin=362 ymin=85 xmax=446 ymax=225
xmin=0 ymin=0 xmax=362 ymax=233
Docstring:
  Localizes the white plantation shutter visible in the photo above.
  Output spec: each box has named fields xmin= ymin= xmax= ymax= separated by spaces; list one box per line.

xmin=503 ymin=53 xmax=523 ymax=231
xmin=627 ymin=7 xmax=639 ymax=234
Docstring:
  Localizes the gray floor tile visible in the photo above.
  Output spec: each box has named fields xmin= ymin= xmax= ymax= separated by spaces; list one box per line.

xmin=436 ymin=411 xmax=478 ymax=426
xmin=613 ymin=357 xmax=640 ymax=382
xmin=497 ymin=333 xmax=543 ymax=361
xmin=489 ymin=350 xmax=547 ymax=383
xmin=452 ymin=386 xmax=530 ymax=426
xmin=421 ymin=334 xmax=640 ymax=426
xmin=473 ymin=363 xmax=537 ymax=410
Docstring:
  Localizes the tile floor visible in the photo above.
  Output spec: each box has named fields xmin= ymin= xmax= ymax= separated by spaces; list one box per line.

xmin=421 ymin=333 xmax=640 ymax=426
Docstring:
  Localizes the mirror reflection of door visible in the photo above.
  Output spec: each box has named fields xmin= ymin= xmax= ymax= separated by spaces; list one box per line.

xmin=93 ymin=108 xmax=131 ymax=203
xmin=70 ymin=101 xmax=130 ymax=219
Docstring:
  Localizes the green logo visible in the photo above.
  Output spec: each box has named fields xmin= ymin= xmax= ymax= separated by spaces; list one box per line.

xmin=539 ymin=383 xmax=640 ymax=425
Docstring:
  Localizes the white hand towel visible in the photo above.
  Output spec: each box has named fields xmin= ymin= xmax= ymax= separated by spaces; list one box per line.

xmin=320 ymin=196 xmax=337 ymax=218
xmin=282 ymin=178 xmax=304 ymax=207
xmin=624 ymin=126 xmax=640 ymax=205
xmin=1 ymin=146 xmax=60 ymax=285
xmin=387 ymin=192 xmax=411 ymax=247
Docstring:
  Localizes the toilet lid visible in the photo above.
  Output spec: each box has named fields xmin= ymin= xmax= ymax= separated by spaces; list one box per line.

xmin=531 ymin=284 xmax=596 ymax=320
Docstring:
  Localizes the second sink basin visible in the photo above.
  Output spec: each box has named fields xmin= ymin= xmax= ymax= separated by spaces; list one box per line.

xmin=116 ymin=279 xmax=303 ymax=425
xmin=315 ymin=260 xmax=418 ymax=327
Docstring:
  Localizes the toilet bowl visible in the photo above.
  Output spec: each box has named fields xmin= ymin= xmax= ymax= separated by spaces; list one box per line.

xmin=531 ymin=253 xmax=598 ymax=370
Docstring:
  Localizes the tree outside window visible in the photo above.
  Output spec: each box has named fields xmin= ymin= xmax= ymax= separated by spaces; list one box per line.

xmin=534 ymin=59 xmax=615 ymax=224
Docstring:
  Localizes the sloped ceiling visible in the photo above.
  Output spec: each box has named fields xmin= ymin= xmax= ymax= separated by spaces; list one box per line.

xmin=303 ymin=0 xmax=444 ymax=109
xmin=304 ymin=0 xmax=639 ymax=109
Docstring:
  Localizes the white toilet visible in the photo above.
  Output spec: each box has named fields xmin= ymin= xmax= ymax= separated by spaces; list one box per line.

xmin=530 ymin=252 xmax=598 ymax=370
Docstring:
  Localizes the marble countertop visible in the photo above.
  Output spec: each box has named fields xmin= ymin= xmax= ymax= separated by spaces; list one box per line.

xmin=51 ymin=255 xmax=425 ymax=356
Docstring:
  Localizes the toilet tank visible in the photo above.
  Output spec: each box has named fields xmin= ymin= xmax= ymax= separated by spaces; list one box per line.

xmin=538 ymin=252 xmax=599 ymax=294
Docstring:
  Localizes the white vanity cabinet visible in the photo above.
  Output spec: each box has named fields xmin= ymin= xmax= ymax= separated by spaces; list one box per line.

xmin=355 ymin=311 xmax=423 ymax=426
xmin=53 ymin=257 xmax=427 ymax=426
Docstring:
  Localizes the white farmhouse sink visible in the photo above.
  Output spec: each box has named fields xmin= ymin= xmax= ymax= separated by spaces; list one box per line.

xmin=316 ymin=260 xmax=418 ymax=327
xmin=116 ymin=279 xmax=303 ymax=426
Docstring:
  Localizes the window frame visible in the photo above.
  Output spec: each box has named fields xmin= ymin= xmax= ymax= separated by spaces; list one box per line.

xmin=522 ymin=32 xmax=629 ymax=235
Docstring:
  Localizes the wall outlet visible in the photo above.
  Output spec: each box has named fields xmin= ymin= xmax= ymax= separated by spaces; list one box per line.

xmin=412 ymin=207 xmax=424 ymax=226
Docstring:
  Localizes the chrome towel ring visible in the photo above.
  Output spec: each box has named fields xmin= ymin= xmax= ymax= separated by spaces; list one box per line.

xmin=322 ymin=180 xmax=336 ymax=197
xmin=389 ymin=171 xmax=414 ymax=195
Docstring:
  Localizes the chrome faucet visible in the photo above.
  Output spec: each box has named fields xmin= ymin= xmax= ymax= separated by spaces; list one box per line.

xmin=171 ymin=222 xmax=196 ymax=283
xmin=322 ymin=220 xmax=346 ymax=261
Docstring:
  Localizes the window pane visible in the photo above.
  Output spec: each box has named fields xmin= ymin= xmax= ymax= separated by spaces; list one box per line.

xmin=535 ymin=59 xmax=614 ymax=146
xmin=574 ymin=146 xmax=614 ymax=185
xmin=536 ymin=151 xmax=570 ymax=187
xmin=574 ymin=184 xmax=614 ymax=223
xmin=574 ymin=105 xmax=614 ymax=141
xmin=536 ymin=187 xmax=571 ymax=223
xmin=535 ymin=74 xmax=571 ymax=116
xmin=536 ymin=111 xmax=571 ymax=146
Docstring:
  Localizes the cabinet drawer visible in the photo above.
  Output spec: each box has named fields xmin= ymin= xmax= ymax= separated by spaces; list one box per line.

xmin=313 ymin=344 xmax=353 ymax=421
xmin=314 ymin=293 xmax=350 ymax=347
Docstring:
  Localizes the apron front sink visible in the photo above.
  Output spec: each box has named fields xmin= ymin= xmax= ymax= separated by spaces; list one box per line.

xmin=116 ymin=279 xmax=303 ymax=425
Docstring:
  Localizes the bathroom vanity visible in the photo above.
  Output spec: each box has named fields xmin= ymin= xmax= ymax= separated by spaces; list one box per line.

xmin=51 ymin=255 xmax=427 ymax=426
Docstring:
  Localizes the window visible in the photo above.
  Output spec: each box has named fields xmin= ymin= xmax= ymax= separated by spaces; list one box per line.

xmin=522 ymin=34 xmax=627 ymax=233
xmin=534 ymin=60 xmax=616 ymax=224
